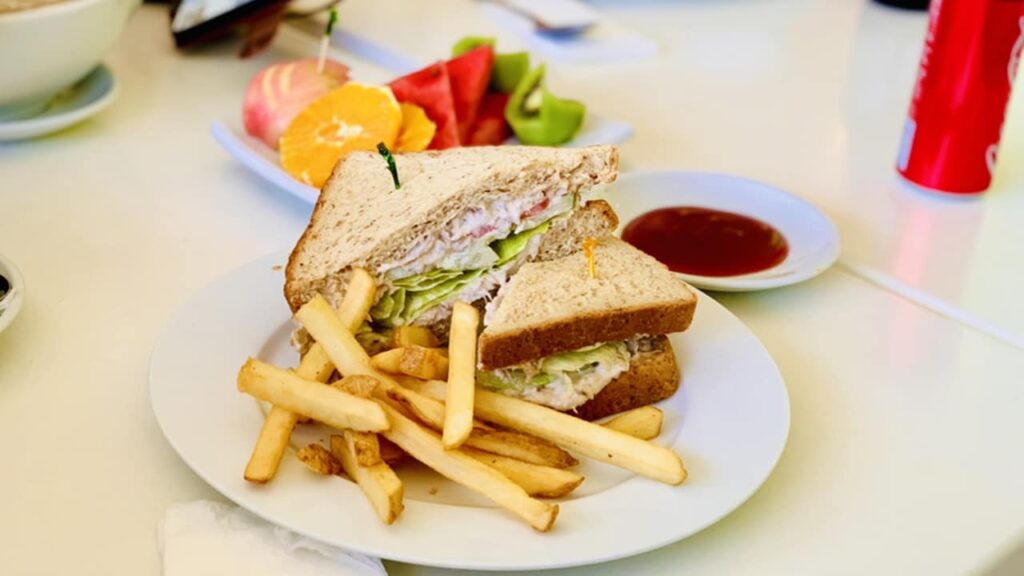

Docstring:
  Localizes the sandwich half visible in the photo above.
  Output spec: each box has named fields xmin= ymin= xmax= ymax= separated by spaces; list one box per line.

xmin=285 ymin=145 xmax=619 ymax=341
xmin=477 ymin=237 xmax=697 ymax=420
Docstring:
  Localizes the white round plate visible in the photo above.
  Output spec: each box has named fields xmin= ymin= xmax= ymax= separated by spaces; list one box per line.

xmin=0 ymin=253 xmax=25 ymax=335
xmin=150 ymin=252 xmax=790 ymax=571
xmin=0 ymin=65 xmax=117 ymax=142
xmin=596 ymin=171 xmax=840 ymax=292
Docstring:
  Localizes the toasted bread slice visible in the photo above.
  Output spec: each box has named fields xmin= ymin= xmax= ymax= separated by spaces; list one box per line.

xmin=571 ymin=336 xmax=680 ymax=421
xmin=284 ymin=145 xmax=618 ymax=313
xmin=535 ymin=199 xmax=618 ymax=262
xmin=479 ymin=237 xmax=697 ymax=369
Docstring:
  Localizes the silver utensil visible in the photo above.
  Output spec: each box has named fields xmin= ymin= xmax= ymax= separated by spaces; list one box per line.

xmin=484 ymin=0 xmax=594 ymax=38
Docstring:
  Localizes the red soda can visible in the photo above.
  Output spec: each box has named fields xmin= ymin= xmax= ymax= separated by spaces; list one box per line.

xmin=897 ymin=0 xmax=1024 ymax=195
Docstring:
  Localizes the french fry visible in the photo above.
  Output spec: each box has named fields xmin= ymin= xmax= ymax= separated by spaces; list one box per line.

xmin=296 ymin=295 xmax=379 ymax=376
xmin=245 ymin=409 xmax=300 ymax=483
xmin=368 ymin=348 xmax=404 ymax=373
xmin=237 ymin=359 xmax=388 ymax=432
xmin=371 ymin=346 xmax=449 ymax=380
xmin=377 ymin=402 xmax=558 ymax=531
xmin=602 ymin=406 xmax=663 ymax=440
xmin=345 ymin=430 xmax=382 ymax=467
xmin=331 ymin=435 xmax=404 ymax=525
xmin=392 ymin=325 xmax=439 ymax=349
xmin=401 ymin=346 xmax=449 ymax=379
xmin=464 ymin=449 xmax=584 ymax=498
xmin=384 ymin=387 xmax=447 ymax=430
xmin=385 ymin=385 xmax=577 ymax=468
xmin=442 ymin=302 xmax=478 ymax=449
xmin=332 ymin=374 xmax=380 ymax=398
xmin=400 ymin=379 xmax=578 ymax=468
xmin=412 ymin=380 xmax=686 ymax=485
xmin=465 ymin=429 xmax=578 ymax=469
xmin=296 ymin=443 xmax=342 ymax=475
xmin=299 ymin=268 xmax=379 ymax=379
xmin=336 ymin=268 xmax=378 ymax=332
xmin=244 ymin=346 xmax=336 ymax=483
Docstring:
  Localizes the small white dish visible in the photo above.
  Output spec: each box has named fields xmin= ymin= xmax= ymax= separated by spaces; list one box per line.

xmin=0 ymin=253 xmax=25 ymax=335
xmin=211 ymin=113 xmax=634 ymax=205
xmin=0 ymin=65 xmax=117 ymax=142
xmin=149 ymin=251 xmax=789 ymax=571
xmin=597 ymin=170 xmax=840 ymax=292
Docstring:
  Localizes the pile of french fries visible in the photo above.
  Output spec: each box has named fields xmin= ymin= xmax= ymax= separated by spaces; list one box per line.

xmin=237 ymin=269 xmax=686 ymax=532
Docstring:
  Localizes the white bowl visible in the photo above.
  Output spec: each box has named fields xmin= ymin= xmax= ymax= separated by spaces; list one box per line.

xmin=0 ymin=0 xmax=138 ymax=119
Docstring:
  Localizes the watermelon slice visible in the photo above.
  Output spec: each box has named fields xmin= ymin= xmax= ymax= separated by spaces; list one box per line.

xmin=445 ymin=46 xmax=495 ymax=143
xmin=389 ymin=63 xmax=460 ymax=149
xmin=467 ymin=92 xmax=511 ymax=146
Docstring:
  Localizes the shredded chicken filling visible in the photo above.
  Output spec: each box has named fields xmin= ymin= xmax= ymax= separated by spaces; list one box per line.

xmin=478 ymin=336 xmax=660 ymax=411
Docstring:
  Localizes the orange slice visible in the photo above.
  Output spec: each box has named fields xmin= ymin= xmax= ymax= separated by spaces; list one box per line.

xmin=395 ymin=102 xmax=437 ymax=152
xmin=280 ymin=83 xmax=402 ymax=188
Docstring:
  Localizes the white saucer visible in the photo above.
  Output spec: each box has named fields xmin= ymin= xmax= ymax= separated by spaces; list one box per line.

xmin=0 ymin=65 xmax=117 ymax=142
xmin=596 ymin=171 xmax=840 ymax=292
xmin=0 ymin=254 xmax=25 ymax=335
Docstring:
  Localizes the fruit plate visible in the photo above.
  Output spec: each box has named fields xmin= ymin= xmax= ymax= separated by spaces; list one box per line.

xmin=149 ymin=251 xmax=790 ymax=571
xmin=211 ymin=114 xmax=634 ymax=205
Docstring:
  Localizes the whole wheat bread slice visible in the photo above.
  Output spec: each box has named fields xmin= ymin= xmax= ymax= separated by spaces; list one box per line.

xmin=535 ymin=198 xmax=618 ymax=261
xmin=479 ymin=237 xmax=697 ymax=369
xmin=569 ymin=336 xmax=680 ymax=421
xmin=284 ymin=145 xmax=618 ymax=313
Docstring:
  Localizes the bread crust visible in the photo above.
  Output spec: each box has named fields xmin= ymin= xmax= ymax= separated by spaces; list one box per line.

xmin=571 ymin=336 xmax=680 ymax=421
xmin=478 ymin=299 xmax=695 ymax=370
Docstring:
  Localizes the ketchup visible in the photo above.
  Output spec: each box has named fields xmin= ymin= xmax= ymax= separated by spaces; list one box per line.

xmin=621 ymin=207 xmax=789 ymax=277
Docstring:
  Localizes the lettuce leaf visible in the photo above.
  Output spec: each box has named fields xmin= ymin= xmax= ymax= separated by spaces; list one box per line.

xmin=370 ymin=218 xmax=553 ymax=327
xmin=402 ymin=269 xmax=486 ymax=321
xmin=392 ymin=269 xmax=462 ymax=290
xmin=479 ymin=342 xmax=630 ymax=392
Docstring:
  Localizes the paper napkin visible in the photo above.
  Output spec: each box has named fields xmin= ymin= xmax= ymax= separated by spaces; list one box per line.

xmin=158 ymin=500 xmax=387 ymax=576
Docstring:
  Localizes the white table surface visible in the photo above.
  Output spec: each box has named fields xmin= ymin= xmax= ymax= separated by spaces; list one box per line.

xmin=1 ymin=2 xmax=1023 ymax=575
